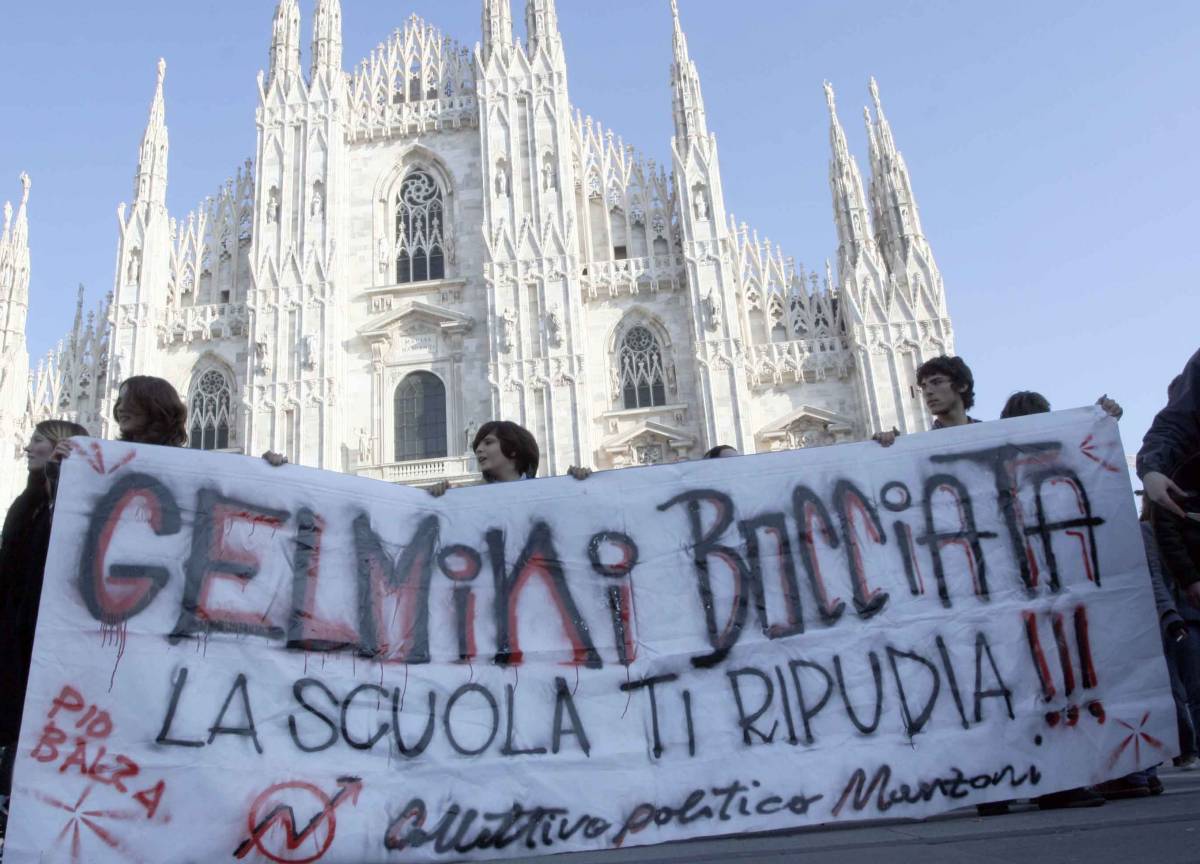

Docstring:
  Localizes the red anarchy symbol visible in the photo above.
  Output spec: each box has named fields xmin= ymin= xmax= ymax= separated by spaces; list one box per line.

xmin=234 ymin=776 xmax=362 ymax=863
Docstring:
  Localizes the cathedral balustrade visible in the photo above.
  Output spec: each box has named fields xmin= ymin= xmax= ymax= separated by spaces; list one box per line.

xmin=356 ymin=454 xmax=477 ymax=485
xmin=156 ymin=302 xmax=250 ymax=346
xmin=348 ymin=96 xmax=478 ymax=142
xmin=579 ymin=254 xmax=684 ymax=300
xmin=746 ymin=338 xmax=853 ymax=387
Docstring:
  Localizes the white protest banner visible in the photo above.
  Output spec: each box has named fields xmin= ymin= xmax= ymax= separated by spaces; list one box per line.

xmin=5 ymin=407 xmax=1174 ymax=863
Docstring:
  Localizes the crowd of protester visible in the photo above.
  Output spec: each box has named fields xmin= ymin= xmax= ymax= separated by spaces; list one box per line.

xmin=2 ymin=349 xmax=1200 ymax=838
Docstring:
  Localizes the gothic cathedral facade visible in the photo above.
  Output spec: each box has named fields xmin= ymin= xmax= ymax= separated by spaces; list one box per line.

xmin=2 ymin=0 xmax=955 ymax=506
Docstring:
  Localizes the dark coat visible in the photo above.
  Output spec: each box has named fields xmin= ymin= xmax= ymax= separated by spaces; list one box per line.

xmin=1156 ymin=504 xmax=1200 ymax=591
xmin=1142 ymin=521 xmax=1187 ymax=633
xmin=0 ymin=477 xmax=54 ymax=743
xmin=1138 ymin=347 xmax=1200 ymax=479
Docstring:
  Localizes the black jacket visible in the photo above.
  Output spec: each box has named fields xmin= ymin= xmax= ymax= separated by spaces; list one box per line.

xmin=1138 ymin=347 xmax=1200 ymax=479
xmin=0 ymin=478 xmax=55 ymax=743
xmin=1156 ymin=504 xmax=1200 ymax=591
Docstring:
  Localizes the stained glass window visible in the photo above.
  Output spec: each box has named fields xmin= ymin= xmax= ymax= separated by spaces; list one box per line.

xmin=394 ymin=371 xmax=447 ymax=461
xmin=396 ymin=170 xmax=446 ymax=284
xmin=619 ymin=326 xmax=667 ymax=410
xmin=189 ymin=368 xmax=232 ymax=450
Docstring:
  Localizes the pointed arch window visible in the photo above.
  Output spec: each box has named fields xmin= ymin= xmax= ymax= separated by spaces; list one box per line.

xmin=394 ymin=371 xmax=447 ymax=462
xmin=189 ymin=368 xmax=233 ymax=450
xmin=618 ymin=325 xmax=667 ymax=410
xmin=396 ymin=170 xmax=446 ymax=284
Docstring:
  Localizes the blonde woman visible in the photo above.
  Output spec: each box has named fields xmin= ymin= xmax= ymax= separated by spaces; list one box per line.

xmin=0 ymin=419 xmax=88 ymax=833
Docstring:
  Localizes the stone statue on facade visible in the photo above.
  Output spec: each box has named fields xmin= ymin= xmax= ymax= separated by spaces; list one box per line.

xmin=546 ymin=307 xmax=563 ymax=347
xmin=703 ymin=291 xmax=720 ymax=331
xmin=254 ymin=340 xmax=270 ymax=373
xmin=357 ymin=427 xmax=373 ymax=465
xmin=498 ymin=308 xmax=515 ymax=353
xmin=127 ymin=250 xmax=141 ymax=286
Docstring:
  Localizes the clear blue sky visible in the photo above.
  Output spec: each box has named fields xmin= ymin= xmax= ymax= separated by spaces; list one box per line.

xmin=1 ymin=1 xmax=1197 ymax=468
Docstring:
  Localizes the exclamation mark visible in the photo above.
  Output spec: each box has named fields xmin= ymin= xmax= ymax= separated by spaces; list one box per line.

xmin=1023 ymin=611 xmax=1057 ymax=704
xmin=1075 ymin=605 xmax=1104 ymax=723
xmin=1025 ymin=605 xmax=1105 ymax=728
xmin=1074 ymin=606 xmax=1098 ymax=688
xmin=1051 ymin=613 xmax=1077 ymax=697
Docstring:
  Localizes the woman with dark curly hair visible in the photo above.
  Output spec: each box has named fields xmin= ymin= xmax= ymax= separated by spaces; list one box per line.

xmin=49 ymin=377 xmax=187 ymax=466
xmin=111 ymin=375 xmax=189 ymax=446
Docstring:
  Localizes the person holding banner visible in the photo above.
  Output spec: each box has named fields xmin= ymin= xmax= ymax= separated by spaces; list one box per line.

xmin=471 ymin=419 xmax=601 ymax=482
xmin=0 ymin=400 xmax=1176 ymax=859
xmin=2 ymin=377 xmax=185 ymax=837
xmin=53 ymin=375 xmax=189 ymax=460
xmin=874 ymin=355 xmax=1123 ymax=448
xmin=994 ymin=390 xmax=1150 ymax=805
xmin=874 ymin=355 xmax=979 ymax=447
xmin=109 ymin=375 xmax=189 ymax=447
xmin=472 ymin=420 xmax=539 ymax=482
xmin=1002 ymin=391 xmax=1123 ymax=423
xmin=1140 ymin=348 xmax=1200 ymax=523
xmin=274 ymin=419 xmax=549 ymax=492
xmin=423 ymin=419 xmax=543 ymax=496
xmin=0 ymin=419 xmax=89 ymax=836
xmin=917 ymin=355 xmax=980 ymax=429
xmin=999 ymin=391 xmax=1051 ymax=418
xmin=881 ymin=384 xmax=1120 ymax=812
xmin=1150 ymin=455 xmax=1200 ymax=767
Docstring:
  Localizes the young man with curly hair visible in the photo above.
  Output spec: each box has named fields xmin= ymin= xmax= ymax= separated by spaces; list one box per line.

xmin=874 ymin=355 xmax=978 ymax=447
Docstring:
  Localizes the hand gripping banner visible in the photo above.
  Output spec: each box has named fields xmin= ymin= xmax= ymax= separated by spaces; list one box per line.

xmin=5 ymin=408 xmax=1174 ymax=863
